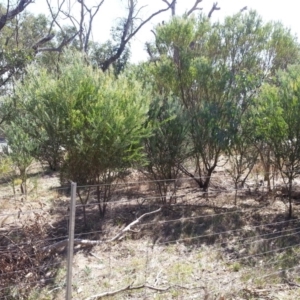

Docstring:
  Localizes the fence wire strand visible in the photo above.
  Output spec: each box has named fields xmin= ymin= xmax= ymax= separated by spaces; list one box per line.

xmin=1 ymin=173 xmax=300 ymax=299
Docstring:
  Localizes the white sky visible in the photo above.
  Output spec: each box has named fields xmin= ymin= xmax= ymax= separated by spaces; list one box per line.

xmin=28 ymin=0 xmax=300 ymax=63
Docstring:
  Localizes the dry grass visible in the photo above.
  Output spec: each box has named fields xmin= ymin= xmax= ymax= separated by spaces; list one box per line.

xmin=1 ymin=163 xmax=300 ymax=299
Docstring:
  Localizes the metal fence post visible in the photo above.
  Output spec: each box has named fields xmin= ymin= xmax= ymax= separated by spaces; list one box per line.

xmin=66 ymin=182 xmax=77 ymax=300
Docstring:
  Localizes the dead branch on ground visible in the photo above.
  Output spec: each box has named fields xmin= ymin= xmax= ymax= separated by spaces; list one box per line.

xmin=86 ymin=282 xmax=206 ymax=299
xmin=42 ymin=207 xmax=162 ymax=254
xmin=86 ymin=283 xmax=170 ymax=299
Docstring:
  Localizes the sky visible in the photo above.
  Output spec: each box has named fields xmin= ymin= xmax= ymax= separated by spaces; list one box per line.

xmin=28 ymin=0 xmax=300 ymax=63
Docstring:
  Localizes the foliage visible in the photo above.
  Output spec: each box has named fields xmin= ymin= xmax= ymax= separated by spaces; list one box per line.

xmin=226 ymin=114 xmax=259 ymax=204
xmin=89 ymin=40 xmax=130 ymax=76
xmin=143 ymin=94 xmax=190 ymax=202
xmin=147 ymin=11 xmax=300 ymax=191
xmin=0 ymin=152 xmax=12 ymax=178
xmin=0 ymin=11 xmax=50 ymax=95
xmin=8 ymin=50 xmax=151 ymax=217
xmin=255 ymin=64 xmax=300 ymax=217
xmin=4 ymin=122 xmax=35 ymax=194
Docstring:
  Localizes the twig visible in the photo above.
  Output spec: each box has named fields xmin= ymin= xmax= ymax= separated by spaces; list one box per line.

xmin=285 ymin=280 xmax=300 ymax=288
xmin=154 ymin=269 xmax=163 ymax=286
xmin=186 ymin=0 xmax=203 ymax=16
xmin=90 ymin=252 xmax=102 ymax=261
xmin=42 ymin=238 xmax=102 ymax=253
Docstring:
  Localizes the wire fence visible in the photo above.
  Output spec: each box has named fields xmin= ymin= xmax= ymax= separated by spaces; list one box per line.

xmin=1 ymin=173 xmax=300 ymax=299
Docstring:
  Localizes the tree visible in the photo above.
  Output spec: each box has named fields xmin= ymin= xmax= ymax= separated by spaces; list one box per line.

xmin=4 ymin=122 xmax=35 ymax=194
xmin=143 ymin=94 xmax=190 ymax=203
xmin=255 ymin=65 xmax=300 ymax=218
xmin=147 ymin=11 xmax=300 ymax=193
xmin=45 ymin=0 xmax=176 ymax=70
xmin=0 ymin=11 xmax=52 ymax=95
xmin=0 ymin=10 xmax=56 ymax=140
xmin=0 ymin=8 xmax=81 ymax=139
xmin=89 ymin=40 xmax=130 ymax=76
xmin=226 ymin=112 xmax=259 ymax=204
xmin=9 ymin=50 xmax=152 ymax=222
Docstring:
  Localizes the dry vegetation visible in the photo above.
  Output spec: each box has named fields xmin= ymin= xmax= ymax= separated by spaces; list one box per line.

xmin=1 ymin=163 xmax=300 ymax=299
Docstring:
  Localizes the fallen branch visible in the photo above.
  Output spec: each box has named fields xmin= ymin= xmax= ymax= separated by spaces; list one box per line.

xmin=285 ymin=280 xmax=300 ymax=288
xmin=42 ymin=238 xmax=102 ymax=254
xmin=90 ymin=252 xmax=102 ymax=261
xmin=86 ymin=283 xmax=206 ymax=299
xmin=85 ymin=283 xmax=170 ymax=300
xmin=110 ymin=207 xmax=161 ymax=241
xmin=42 ymin=207 xmax=161 ymax=254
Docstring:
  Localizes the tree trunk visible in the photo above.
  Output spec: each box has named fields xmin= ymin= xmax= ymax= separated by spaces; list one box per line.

xmin=202 ymin=167 xmax=215 ymax=192
xmin=83 ymin=204 xmax=87 ymax=227
xmin=288 ymin=177 xmax=293 ymax=219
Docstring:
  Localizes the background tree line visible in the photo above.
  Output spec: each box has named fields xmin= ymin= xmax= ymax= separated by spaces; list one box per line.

xmin=1 ymin=0 xmax=300 ymax=219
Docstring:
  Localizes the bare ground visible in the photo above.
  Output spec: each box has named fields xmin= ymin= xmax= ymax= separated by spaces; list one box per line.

xmin=1 ymin=165 xmax=300 ymax=299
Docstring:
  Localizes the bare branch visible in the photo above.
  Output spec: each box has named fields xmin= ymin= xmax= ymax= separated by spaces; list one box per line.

xmin=240 ymin=6 xmax=247 ymax=13
xmin=81 ymin=0 xmax=105 ymax=16
xmin=32 ymin=33 xmax=55 ymax=52
xmin=45 ymin=0 xmax=66 ymax=34
xmin=101 ymin=0 xmax=176 ymax=71
xmin=133 ymin=4 xmax=148 ymax=20
xmin=86 ymin=283 xmax=170 ymax=300
xmin=208 ymin=2 xmax=220 ymax=19
xmin=61 ymin=10 xmax=80 ymax=27
xmin=35 ymin=31 xmax=79 ymax=53
xmin=78 ymin=0 xmax=84 ymax=50
xmin=0 ymin=0 xmax=33 ymax=31
xmin=110 ymin=207 xmax=161 ymax=241
xmin=83 ymin=0 xmax=105 ymax=52
xmin=58 ymin=0 xmax=105 ymax=52
xmin=186 ymin=0 xmax=203 ymax=16
xmin=86 ymin=282 xmax=207 ymax=300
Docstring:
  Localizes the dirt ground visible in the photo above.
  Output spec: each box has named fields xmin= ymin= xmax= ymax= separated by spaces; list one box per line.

xmin=1 ymin=164 xmax=300 ymax=299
